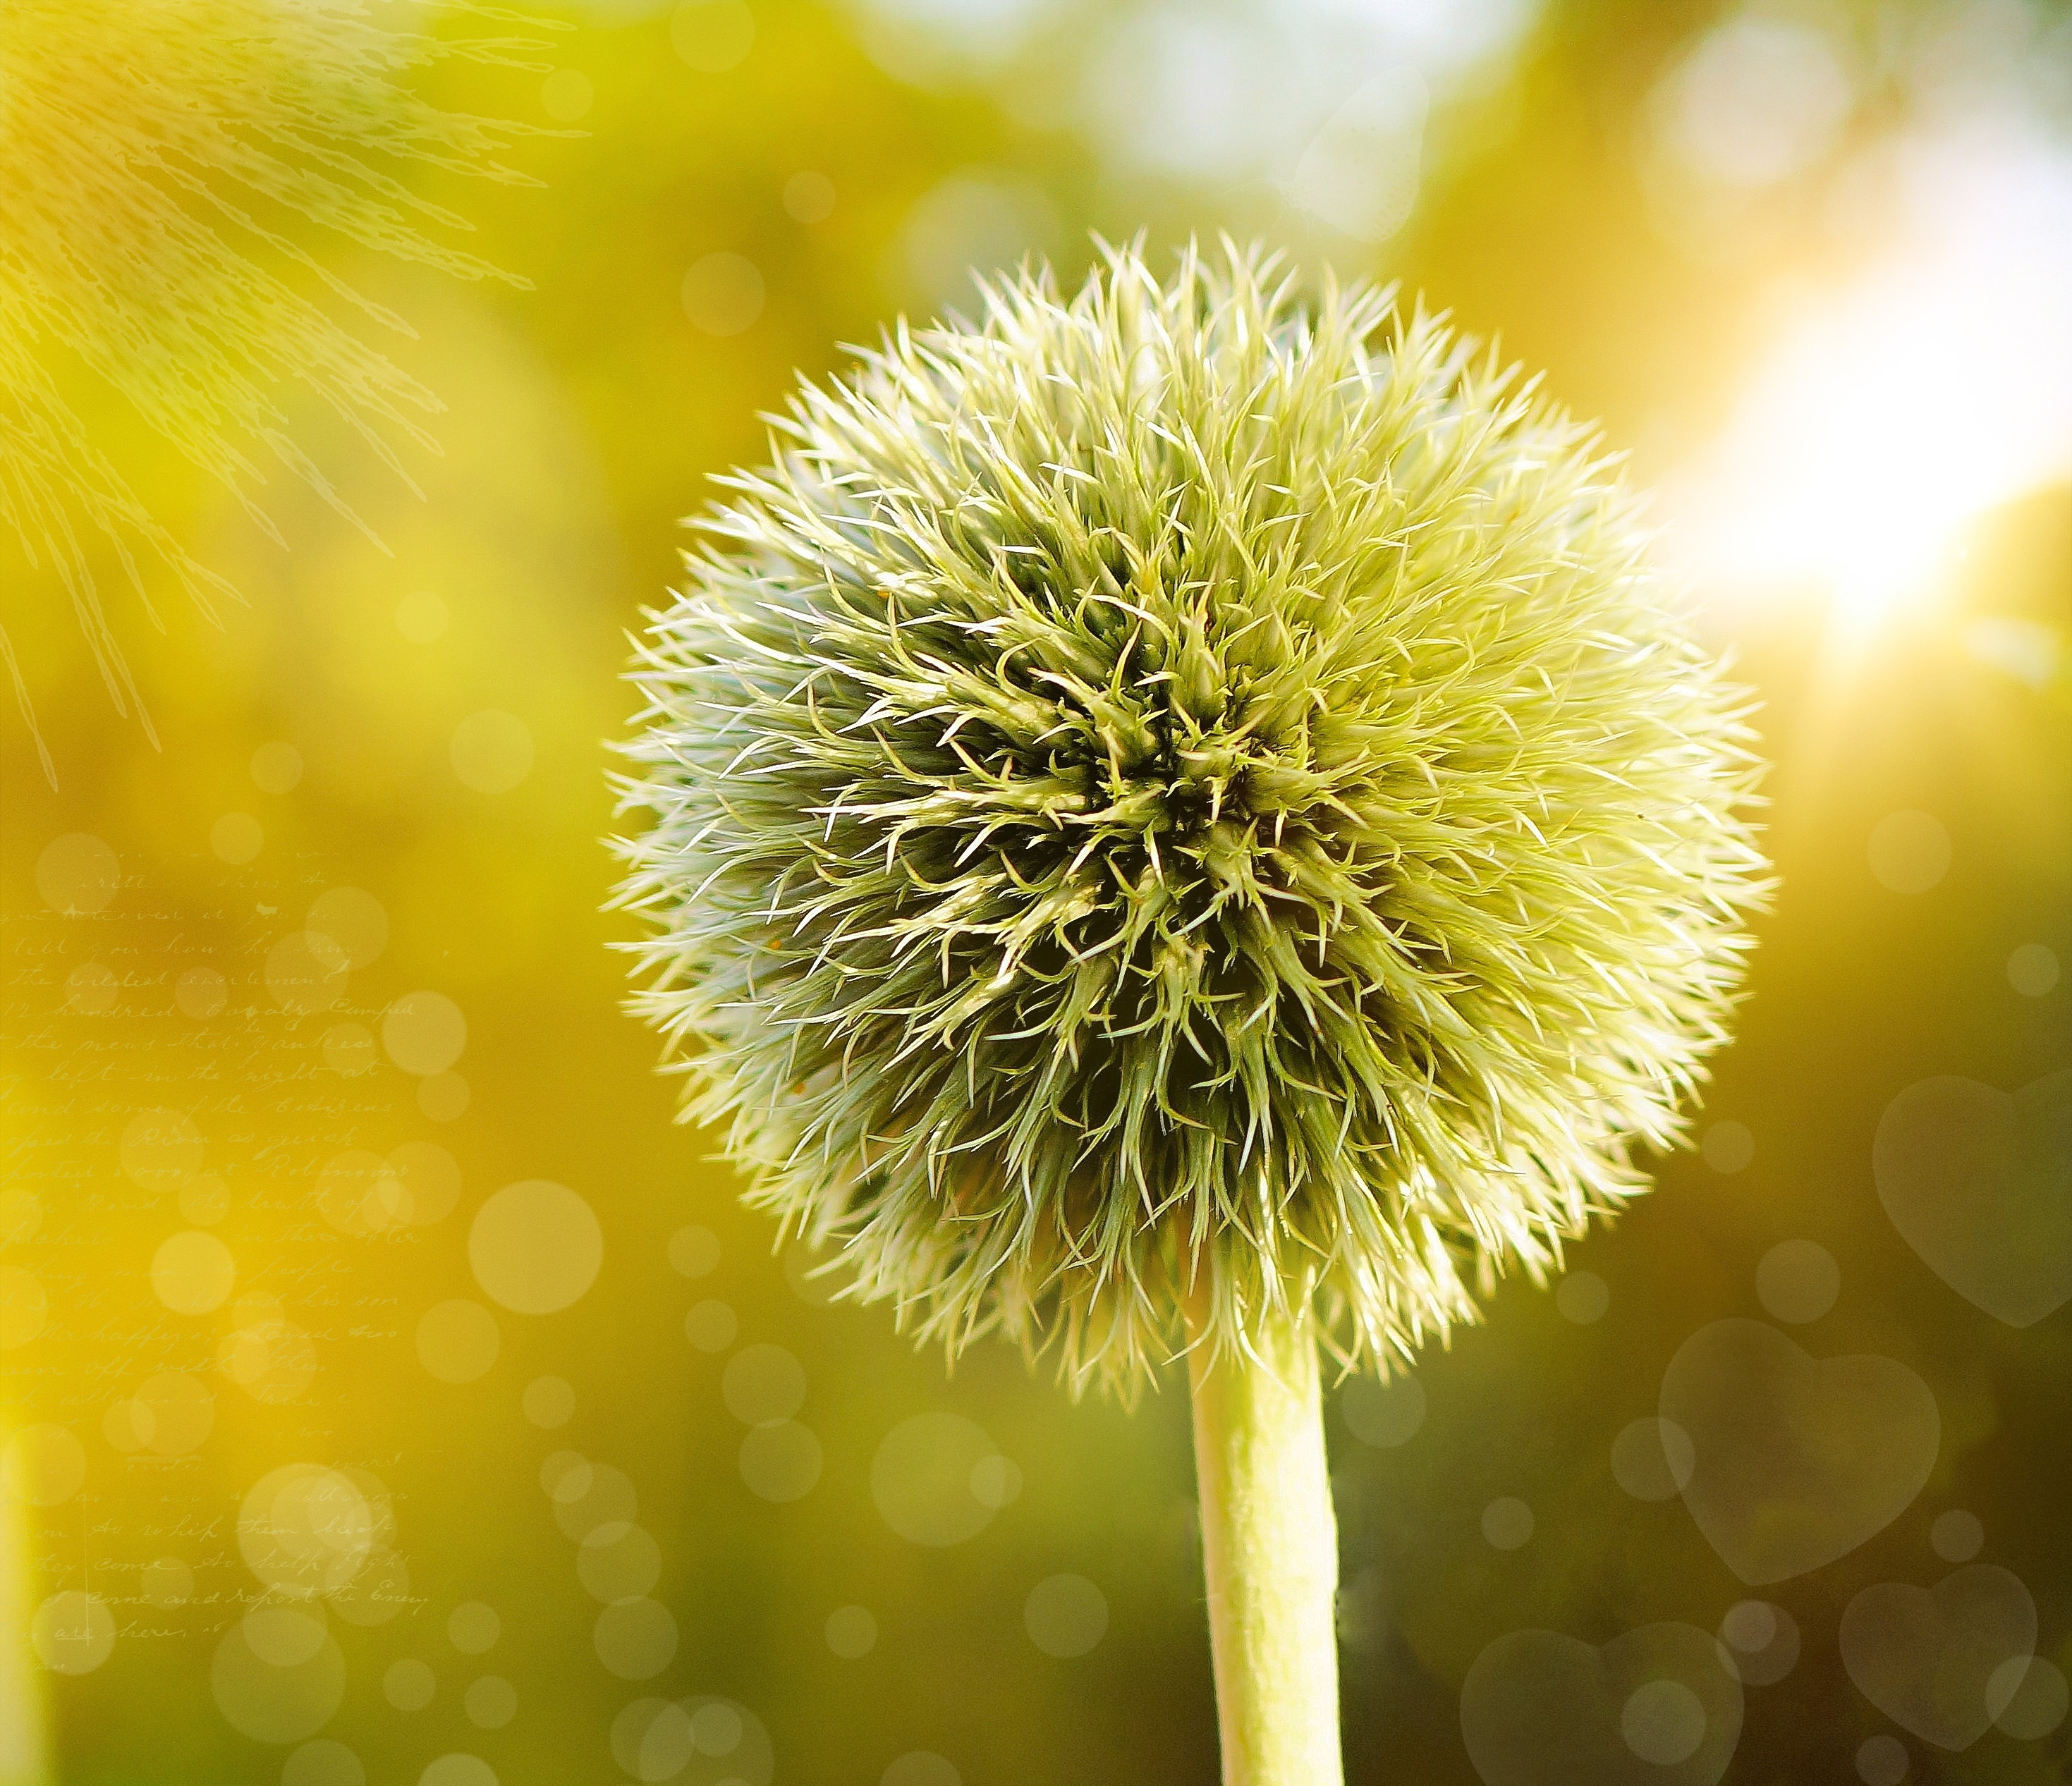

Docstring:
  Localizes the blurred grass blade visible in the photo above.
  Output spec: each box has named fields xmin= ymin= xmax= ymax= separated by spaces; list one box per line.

xmin=0 ymin=0 xmax=565 ymax=778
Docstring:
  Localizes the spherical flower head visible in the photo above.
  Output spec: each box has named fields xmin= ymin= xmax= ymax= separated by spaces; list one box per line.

xmin=616 ymin=241 xmax=1767 ymax=1393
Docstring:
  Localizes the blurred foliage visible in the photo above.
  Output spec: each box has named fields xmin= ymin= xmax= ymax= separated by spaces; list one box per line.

xmin=1 ymin=0 xmax=2068 ymax=1782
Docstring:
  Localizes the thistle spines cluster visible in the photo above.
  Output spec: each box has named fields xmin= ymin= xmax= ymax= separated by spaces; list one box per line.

xmin=617 ymin=240 xmax=1767 ymax=1393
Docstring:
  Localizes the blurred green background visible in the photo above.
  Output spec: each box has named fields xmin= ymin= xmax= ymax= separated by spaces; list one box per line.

xmin=3 ymin=0 xmax=2069 ymax=1781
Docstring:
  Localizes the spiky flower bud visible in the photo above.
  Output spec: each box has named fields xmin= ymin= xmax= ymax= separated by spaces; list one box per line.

xmin=616 ymin=242 xmax=1766 ymax=1392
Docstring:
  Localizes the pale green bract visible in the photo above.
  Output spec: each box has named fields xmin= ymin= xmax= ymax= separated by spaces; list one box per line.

xmin=616 ymin=242 xmax=1767 ymax=1392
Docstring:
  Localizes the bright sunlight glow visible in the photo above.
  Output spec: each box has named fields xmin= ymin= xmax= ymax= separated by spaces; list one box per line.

xmin=1665 ymin=123 xmax=2072 ymax=640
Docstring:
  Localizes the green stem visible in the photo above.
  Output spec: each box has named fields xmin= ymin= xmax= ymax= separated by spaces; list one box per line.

xmin=1186 ymin=1303 xmax=1344 ymax=1786
xmin=0 ymin=1421 xmax=51 ymax=1786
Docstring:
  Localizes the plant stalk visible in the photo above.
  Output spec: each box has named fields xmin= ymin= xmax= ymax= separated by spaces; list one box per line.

xmin=1186 ymin=1301 xmax=1344 ymax=1786
xmin=0 ymin=1419 xmax=51 ymax=1786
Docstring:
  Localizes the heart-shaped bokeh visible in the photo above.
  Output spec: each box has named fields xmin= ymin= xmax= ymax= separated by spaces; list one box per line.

xmin=1460 ymin=1622 xmax=1743 ymax=1786
xmin=1874 ymin=1071 xmax=2072 ymax=1326
xmin=1660 ymin=1319 xmax=1939 ymax=1584
xmin=1841 ymin=1565 xmax=2037 ymax=1749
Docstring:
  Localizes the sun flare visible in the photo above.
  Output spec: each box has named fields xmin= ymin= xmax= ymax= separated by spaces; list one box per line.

xmin=1667 ymin=130 xmax=2072 ymax=642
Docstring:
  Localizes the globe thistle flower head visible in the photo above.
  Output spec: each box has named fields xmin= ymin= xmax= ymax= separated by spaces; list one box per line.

xmin=616 ymin=240 xmax=1767 ymax=1393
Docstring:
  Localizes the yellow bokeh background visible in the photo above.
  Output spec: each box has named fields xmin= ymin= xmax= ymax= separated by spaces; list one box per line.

xmin=2 ymin=1 xmax=2068 ymax=1782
